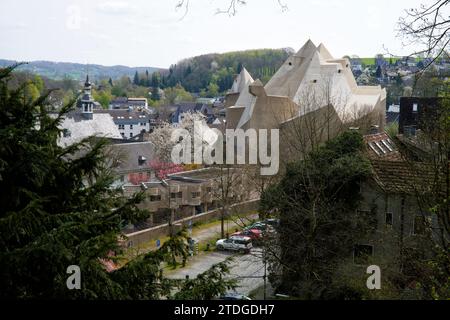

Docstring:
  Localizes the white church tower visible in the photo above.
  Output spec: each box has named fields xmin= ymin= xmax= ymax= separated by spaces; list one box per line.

xmin=80 ymin=75 xmax=94 ymax=119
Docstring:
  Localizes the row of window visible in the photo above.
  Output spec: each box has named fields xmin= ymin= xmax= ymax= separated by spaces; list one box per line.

xmin=151 ymin=191 xmax=204 ymax=202
xmin=367 ymin=138 xmax=395 ymax=156
xmin=120 ymin=132 xmax=134 ymax=138
xmin=118 ymin=123 xmax=147 ymax=130
xmin=358 ymin=210 xmax=428 ymax=235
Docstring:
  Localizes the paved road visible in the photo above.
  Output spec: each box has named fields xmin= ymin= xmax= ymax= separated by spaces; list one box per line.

xmin=190 ymin=213 xmax=259 ymax=243
xmin=166 ymin=248 xmax=265 ymax=296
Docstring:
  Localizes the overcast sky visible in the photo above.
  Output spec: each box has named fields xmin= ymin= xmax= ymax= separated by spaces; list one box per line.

xmin=0 ymin=0 xmax=428 ymax=68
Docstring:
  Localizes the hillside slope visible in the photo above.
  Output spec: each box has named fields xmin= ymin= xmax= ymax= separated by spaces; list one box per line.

xmin=0 ymin=59 xmax=164 ymax=81
xmin=164 ymin=48 xmax=294 ymax=93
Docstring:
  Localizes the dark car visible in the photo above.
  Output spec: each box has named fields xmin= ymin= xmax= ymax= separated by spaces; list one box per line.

xmin=244 ymin=222 xmax=267 ymax=231
xmin=263 ymin=218 xmax=280 ymax=228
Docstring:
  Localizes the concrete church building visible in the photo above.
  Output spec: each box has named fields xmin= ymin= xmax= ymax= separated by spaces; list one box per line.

xmin=225 ymin=40 xmax=386 ymax=160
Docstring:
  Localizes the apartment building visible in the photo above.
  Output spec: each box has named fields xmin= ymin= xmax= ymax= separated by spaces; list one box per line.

xmin=121 ymin=167 xmax=252 ymax=232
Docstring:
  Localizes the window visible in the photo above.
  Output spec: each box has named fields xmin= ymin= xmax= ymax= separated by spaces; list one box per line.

xmin=353 ymin=244 xmax=373 ymax=264
xmin=368 ymin=142 xmax=382 ymax=156
xmin=121 ymin=133 xmax=125 ymax=138
xmin=375 ymin=141 xmax=387 ymax=154
xmin=381 ymin=139 xmax=394 ymax=152
xmin=150 ymin=195 xmax=161 ymax=202
xmin=170 ymin=192 xmax=177 ymax=199
xmin=191 ymin=192 xmax=200 ymax=198
xmin=129 ymin=133 xmax=133 ymax=138
xmin=412 ymin=103 xmax=418 ymax=112
xmin=62 ymin=129 xmax=71 ymax=137
xmin=130 ymin=124 xmax=133 ymax=130
xmin=413 ymin=215 xmax=426 ymax=235
xmin=177 ymin=191 xmax=183 ymax=198
xmin=206 ymin=187 xmax=212 ymax=193
xmin=118 ymin=124 xmax=124 ymax=130
xmin=385 ymin=212 xmax=393 ymax=227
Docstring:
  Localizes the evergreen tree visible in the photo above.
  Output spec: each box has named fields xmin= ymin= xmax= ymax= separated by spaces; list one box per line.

xmin=151 ymin=86 xmax=160 ymax=101
xmin=236 ymin=62 xmax=243 ymax=74
xmin=133 ymin=71 xmax=139 ymax=85
xmin=108 ymin=77 xmax=113 ymax=87
xmin=260 ymin=131 xmax=374 ymax=299
xmin=151 ymin=72 xmax=161 ymax=89
xmin=375 ymin=65 xmax=382 ymax=78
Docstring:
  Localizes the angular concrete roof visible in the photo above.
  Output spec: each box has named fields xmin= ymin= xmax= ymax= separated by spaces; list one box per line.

xmin=230 ymin=67 xmax=254 ymax=93
xmin=264 ymin=40 xmax=385 ymax=123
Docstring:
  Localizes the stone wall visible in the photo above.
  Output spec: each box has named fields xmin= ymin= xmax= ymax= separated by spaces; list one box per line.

xmin=123 ymin=199 xmax=259 ymax=248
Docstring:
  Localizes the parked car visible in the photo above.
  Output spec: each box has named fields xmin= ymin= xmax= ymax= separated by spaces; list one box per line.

xmin=232 ymin=228 xmax=262 ymax=240
xmin=216 ymin=236 xmax=252 ymax=253
xmin=219 ymin=292 xmax=252 ymax=300
xmin=244 ymin=222 xmax=264 ymax=231
xmin=263 ymin=218 xmax=280 ymax=228
xmin=244 ymin=222 xmax=273 ymax=232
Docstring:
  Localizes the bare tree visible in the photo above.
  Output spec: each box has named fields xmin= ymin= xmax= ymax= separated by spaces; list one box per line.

xmin=175 ymin=0 xmax=287 ymax=18
xmin=395 ymin=0 xmax=450 ymax=73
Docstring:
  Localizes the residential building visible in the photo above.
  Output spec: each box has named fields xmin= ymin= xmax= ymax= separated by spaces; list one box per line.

xmin=386 ymin=104 xmax=400 ymax=124
xmin=170 ymin=102 xmax=215 ymax=125
xmin=107 ymin=141 xmax=157 ymax=187
xmin=57 ymin=76 xmax=122 ymax=147
xmin=109 ymin=97 xmax=148 ymax=110
xmin=95 ymin=108 xmax=153 ymax=139
xmin=121 ymin=167 xmax=254 ymax=232
xmin=356 ymin=131 xmax=444 ymax=265
xmin=399 ymin=97 xmax=442 ymax=135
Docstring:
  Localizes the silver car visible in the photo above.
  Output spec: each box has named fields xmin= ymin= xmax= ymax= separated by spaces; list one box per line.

xmin=215 ymin=236 xmax=252 ymax=253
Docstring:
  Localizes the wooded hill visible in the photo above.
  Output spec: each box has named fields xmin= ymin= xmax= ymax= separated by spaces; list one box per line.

xmin=163 ymin=48 xmax=294 ymax=93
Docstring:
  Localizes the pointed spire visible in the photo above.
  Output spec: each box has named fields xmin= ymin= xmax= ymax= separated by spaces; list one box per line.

xmin=231 ymin=67 xmax=254 ymax=93
xmin=295 ymin=39 xmax=317 ymax=57
xmin=317 ymin=43 xmax=333 ymax=60
xmin=85 ymin=74 xmax=91 ymax=87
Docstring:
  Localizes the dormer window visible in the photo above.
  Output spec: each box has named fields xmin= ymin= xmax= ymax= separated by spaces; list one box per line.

xmin=62 ymin=129 xmax=71 ymax=137
xmin=138 ymin=155 xmax=146 ymax=165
